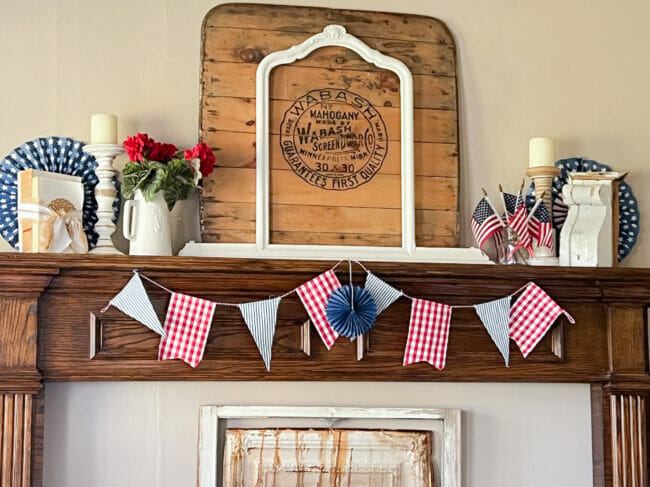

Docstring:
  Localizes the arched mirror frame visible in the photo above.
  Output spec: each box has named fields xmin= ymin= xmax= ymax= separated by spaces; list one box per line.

xmin=255 ymin=24 xmax=415 ymax=258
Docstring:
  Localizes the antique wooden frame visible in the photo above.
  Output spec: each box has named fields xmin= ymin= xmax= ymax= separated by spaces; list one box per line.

xmin=0 ymin=253 xmax=648 ymax=486
xmin=198 ymin=405 xmax=461 ymax=487
xmin=182 ymin=23 xmax=487 ymax=264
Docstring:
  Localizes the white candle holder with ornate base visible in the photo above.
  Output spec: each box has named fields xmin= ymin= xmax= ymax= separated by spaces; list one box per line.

xmin=83 ymin=144 xmax=124 ymax=254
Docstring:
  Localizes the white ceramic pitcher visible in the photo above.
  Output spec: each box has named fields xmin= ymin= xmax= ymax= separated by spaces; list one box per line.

xmin=122 ymin=190 xmax=172 ymax=256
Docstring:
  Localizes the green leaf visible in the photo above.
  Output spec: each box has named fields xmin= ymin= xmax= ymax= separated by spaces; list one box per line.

xmin=141 ymin=165 xmax=167 ymax=201
xmin=121 ymin=162 xmax=150 ymax=199
xmin=123 ymin=157 xmax=197 ymax=210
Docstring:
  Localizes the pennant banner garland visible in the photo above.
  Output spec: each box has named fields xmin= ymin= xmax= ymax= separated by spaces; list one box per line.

xmin=102 ymin=271 xmax=166 ymax=337
xmin=101 ymin=261 xmax=575 ymax=372
xmin=404 ymin=299 xmax=452 ymax=370
xmin=509 ymin=282 xmax=575 ymax=357
xmin=365 ymin=272 xmax=402 ymax=315
xmin=296 ymin=269 xmax=342 ymax=349
xmin=474 ymin=296 xmax=512 ymax=366
xmin=239 ymin=297 xmax=281 ymax=372
xmin=158 ymin=292 xmax=217 ymax=368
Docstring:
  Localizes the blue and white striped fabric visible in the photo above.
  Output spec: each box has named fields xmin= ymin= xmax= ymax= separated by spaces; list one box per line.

xmin=108 ymin=272 xmax=166 ymax=337
xmin=474 ymin=296 xmax=511 ymax=366
xmin=239 ymin=297 xmax=281 ymax=371
xmin=364 ymin=272 xmax=402 ymax=315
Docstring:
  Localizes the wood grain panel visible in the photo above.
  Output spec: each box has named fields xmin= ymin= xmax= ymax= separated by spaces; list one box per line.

xmin=592 ymin=384 xmax=608 ymax=487
xmin=203 ymin=131 xmax=458 ymax=177
xmin=203 ymin=62 xmax=457 ymax=109
xmin=0 ymin=394 xmax=32 ymax=487
xmin=200 ymin=203 xmax=457 ymax=246
xmin=611 ymin=394 xmax=647 ymax=487
xmin=203 ymin=168 xmax=457 ymax=210
xmin=29 ymin=393 xmax=41 ymax=487
xmin=203 ymin=28 xmax=456 ymax=76
xmin=608 ymin=307 xmax=648 ymax=373
xmin=203 ymin=4 xmax=454 ymax=44
xmin=199 ymin=229 xmax=459 ymax=247
xmin=203 ymin=203 xmax=457 ymax=235
xmin=203 ymin=97 xmax=457 ymax=143
xmin=0 ymin=299 xmax=37 ymax=370
xmin=200 ymin=4 xmax=460 ymax=248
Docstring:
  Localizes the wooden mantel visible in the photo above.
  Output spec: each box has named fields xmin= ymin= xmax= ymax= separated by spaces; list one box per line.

xmin=0 ymin=254 xmax=648 ymax=486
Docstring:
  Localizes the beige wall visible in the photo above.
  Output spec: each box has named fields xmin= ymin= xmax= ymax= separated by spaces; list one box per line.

xmin=43 ymin=382 xmax=593 ymax=487
xmin=1 ymin=0 xmax=649 ymax=264
xmin=3 ymin=0 xmax=649 ymax=485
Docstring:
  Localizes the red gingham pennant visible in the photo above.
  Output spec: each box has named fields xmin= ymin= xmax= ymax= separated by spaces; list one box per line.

xmin=403 ymin=298 xmax=453 ymax=370
xmin=158 ymin=292 xmax=217 ymax=368
xmin=296 ymin=269 xmax=341 ymax=349
xmin=509 ymin=283 xmax=575 ymax=357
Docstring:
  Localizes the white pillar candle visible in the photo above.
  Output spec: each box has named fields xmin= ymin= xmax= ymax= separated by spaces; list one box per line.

xmin=90 ymin=114 xmax=118 ymax=145
xmin=529 ymin=137 xmax=556 ymax=167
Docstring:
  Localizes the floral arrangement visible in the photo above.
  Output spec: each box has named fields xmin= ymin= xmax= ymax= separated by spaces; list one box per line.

xmin=121 ymin=133 xmax=216 ymax=210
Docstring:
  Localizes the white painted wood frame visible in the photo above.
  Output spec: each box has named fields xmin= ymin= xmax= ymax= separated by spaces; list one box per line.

xmin=180 ymin=25 xmax=489 ymax=264
xmin=198 ymin=405 xmax=462 ymax=487
xmin=257 ymin=24 xmax=414 ymax=255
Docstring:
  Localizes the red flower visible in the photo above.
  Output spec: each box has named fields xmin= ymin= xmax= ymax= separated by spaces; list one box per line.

xmin=184 ymin=142 xmax=215 ymax=177
xmin=149 ymin=142 xmax=178 ymax=163
xmin=123 ymin=133 xmax=155 ymax=162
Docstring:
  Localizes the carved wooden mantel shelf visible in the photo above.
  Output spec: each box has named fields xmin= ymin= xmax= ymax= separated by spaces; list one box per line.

xmin=0 ymin=253 xmax=648 ymax=486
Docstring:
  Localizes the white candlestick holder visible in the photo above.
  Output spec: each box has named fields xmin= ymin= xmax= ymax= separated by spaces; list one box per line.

xmin=83 ymin=144 xmax=124 ymax=254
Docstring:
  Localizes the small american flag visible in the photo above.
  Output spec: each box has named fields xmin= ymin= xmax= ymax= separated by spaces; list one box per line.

xmin=502 ymin=192 xmax=518 ymax=218
xmin=528 ymin=201 xmax=554 ymax=249
xmin=159 ymin=292 xmax=217 ymax=368
xmin=471 ymin=198 xmax=504 ymax=249
xmin=508 ymin=194 xmax=534 ymax=258
xmin=403 ymin=298 xmax=453 ymax=370
xmin=509 ymin=283 xmax=575 ymax=357
xmin=553 ymin=195 xmax=569 ymax=229
xmin=296 ymin=269 xmax=341 ymax=349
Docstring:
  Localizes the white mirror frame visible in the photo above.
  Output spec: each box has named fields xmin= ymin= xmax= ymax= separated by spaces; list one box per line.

xmin=256 ymin=24 xmax=415 ymax=256
xmin=198 ymin=405 xmax=462 ymax=487
xmin=180 ymin=25 xmax=489 ymax=263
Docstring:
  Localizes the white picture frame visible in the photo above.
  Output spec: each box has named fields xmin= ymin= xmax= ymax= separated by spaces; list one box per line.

xmin=198 ymin=405 xmax=462 ymax=487
xmin=180 ymin=25 xmax=489 ymax=264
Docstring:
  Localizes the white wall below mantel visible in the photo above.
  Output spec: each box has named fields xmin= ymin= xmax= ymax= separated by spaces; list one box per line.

xmin=43 ymin=382 xmax=592 ymax=487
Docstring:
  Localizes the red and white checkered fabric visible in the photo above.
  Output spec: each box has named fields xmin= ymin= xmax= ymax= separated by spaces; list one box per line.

xmin=403 ymin=298 xmax=453 ymax=370
xmin=509 ymin=283 xmax=575 ymax=357
xmin=158 ymin=292 xmax=217 ymax=368
xmin=296 ymin=269 xmax=341 ymax=349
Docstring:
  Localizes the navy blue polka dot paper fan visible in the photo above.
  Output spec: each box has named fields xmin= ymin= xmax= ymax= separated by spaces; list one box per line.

xmin=0 ymin=137 xmax=121 ymax=250
xmin=526 ymin=158 xmax=639 ymax=262
xmin=326 ymin=285 xmax=377 ymax=338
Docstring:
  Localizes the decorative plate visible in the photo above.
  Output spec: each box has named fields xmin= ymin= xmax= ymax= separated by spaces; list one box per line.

xmin=526 ymin=158 xmax=639 ymax=262
xmin=0 ymin=137 xmax=120 ymax=250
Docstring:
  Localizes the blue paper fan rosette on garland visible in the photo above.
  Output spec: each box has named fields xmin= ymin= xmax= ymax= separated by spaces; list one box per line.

xmin=326 ymin=285 xmax=377 ymax=338
xmin=0 ymin=137 xmax=120 ymax=249
xmin=526 ymin=157 xmax=639 ymax=262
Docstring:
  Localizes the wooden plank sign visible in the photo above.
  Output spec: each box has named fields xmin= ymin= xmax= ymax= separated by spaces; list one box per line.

xmin=200 ymin=4 xmax=459 ymax=248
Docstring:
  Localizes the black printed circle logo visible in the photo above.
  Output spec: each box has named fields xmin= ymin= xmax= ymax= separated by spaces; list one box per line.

xmin=279 ymin=88 xmax=388 ymax=190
